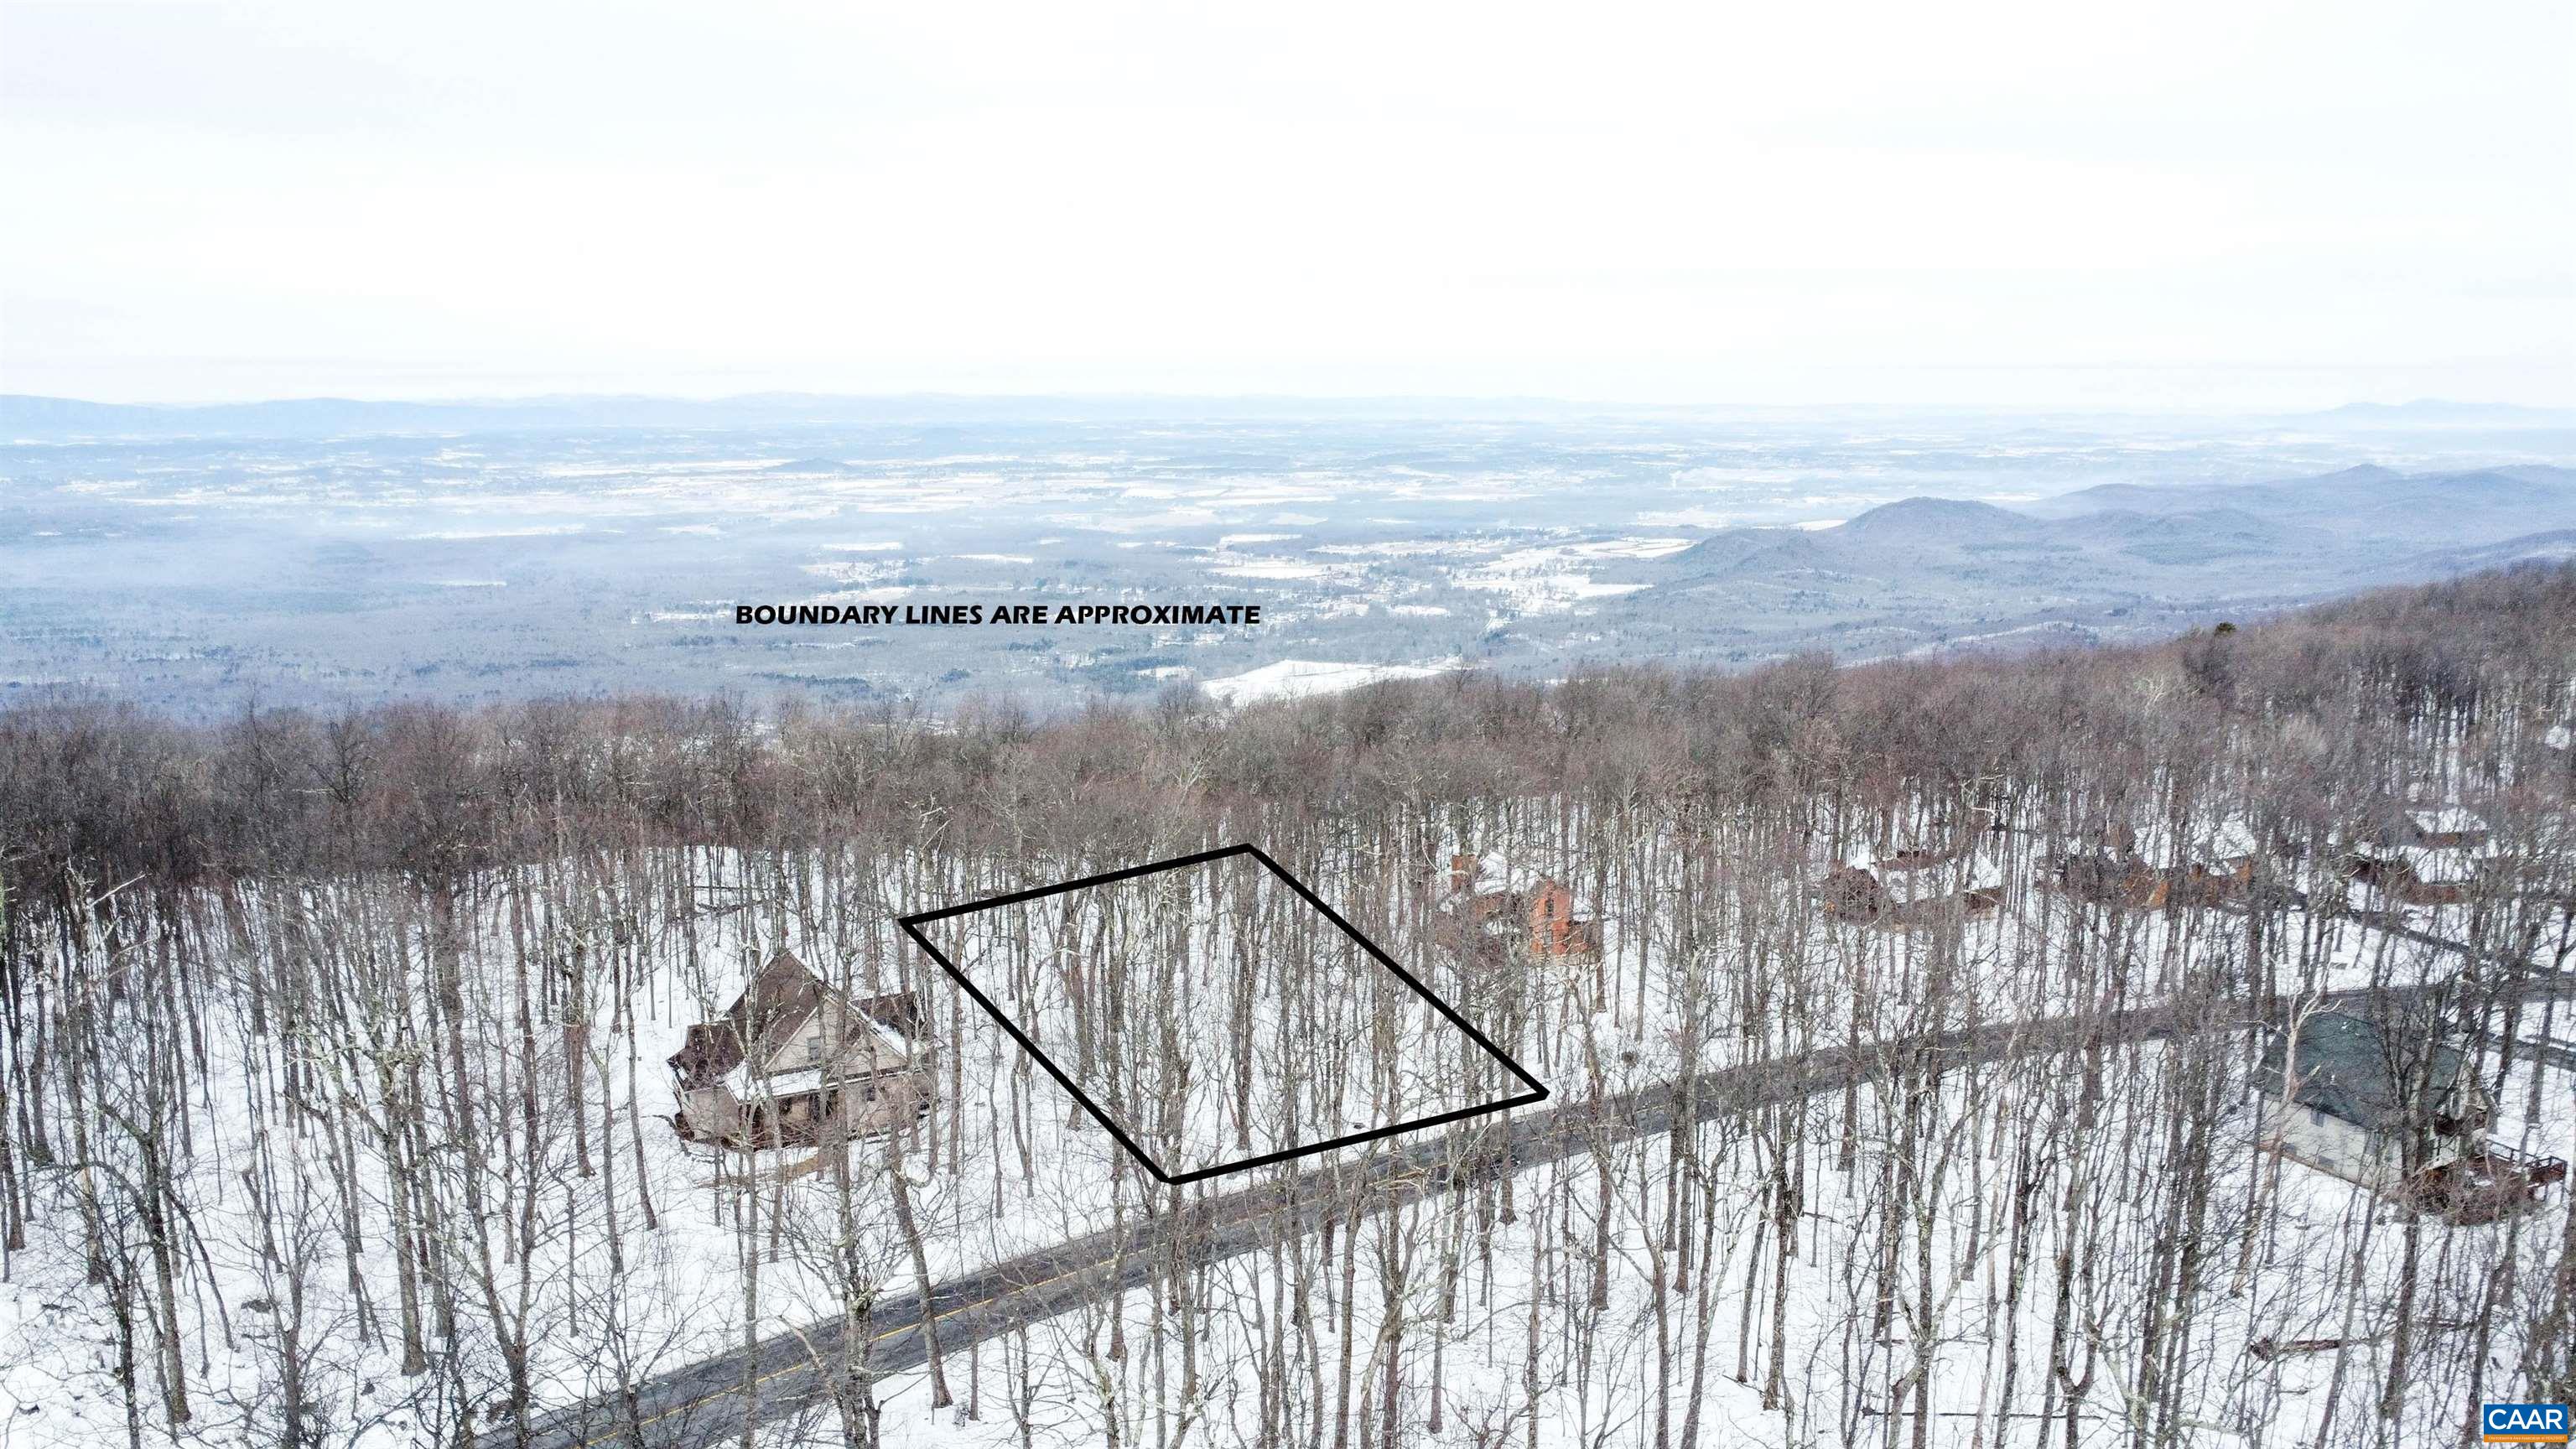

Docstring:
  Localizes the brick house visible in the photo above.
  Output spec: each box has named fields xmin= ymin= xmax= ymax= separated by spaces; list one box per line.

xmin=1442 ymin=852 xmax=1602 ymax=958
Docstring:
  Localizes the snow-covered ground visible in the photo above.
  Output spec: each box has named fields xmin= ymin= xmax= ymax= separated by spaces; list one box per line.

xmin=1202 ymin=658 xmax=1460 ymax=705
xmin=3 ymin=800 xmax=2568 ymax=1447
xmin=787 ymin=1039 xmax=2576 ymax=1449
xmin=922 ymin=849 xmax=1534 ymax=1179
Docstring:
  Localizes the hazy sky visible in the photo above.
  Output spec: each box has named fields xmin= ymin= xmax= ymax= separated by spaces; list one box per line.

xmin=4 ymin=1 xmax=2571 ymax=408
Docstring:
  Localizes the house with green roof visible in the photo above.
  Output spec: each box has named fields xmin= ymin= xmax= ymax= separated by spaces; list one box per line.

xmin=2257 ymin=1010 xmax=2488 ymax=1193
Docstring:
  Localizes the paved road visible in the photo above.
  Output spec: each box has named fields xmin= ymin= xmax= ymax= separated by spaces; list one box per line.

xmin=498 ymin=937 xmax=2571 ymax=1449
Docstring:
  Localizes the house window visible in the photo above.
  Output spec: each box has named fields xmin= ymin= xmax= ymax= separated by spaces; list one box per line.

xmin=804 ymin=1032 xmax=823 ymax=1065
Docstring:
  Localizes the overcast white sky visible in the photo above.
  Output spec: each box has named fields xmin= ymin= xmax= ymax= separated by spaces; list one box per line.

xmin=3 ymin=1 xmax=2570 ymax=408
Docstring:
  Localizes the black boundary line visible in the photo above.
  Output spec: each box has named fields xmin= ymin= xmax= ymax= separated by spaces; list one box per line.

xmin=896 ymin=843 xmax=1550 ymax=1187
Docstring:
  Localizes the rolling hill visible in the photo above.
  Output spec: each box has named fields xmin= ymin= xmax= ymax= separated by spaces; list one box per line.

xmin=1633 ymin=465 xmax=2576 ymax=662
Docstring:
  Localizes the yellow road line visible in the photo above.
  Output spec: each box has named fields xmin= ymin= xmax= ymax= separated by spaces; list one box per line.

xmin=576 ymin=1256 xmax=1105 ymax=1446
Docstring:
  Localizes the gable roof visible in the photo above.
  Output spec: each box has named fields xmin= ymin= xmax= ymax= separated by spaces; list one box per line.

xmin=2262 ymin=1011 xmax=2464 ymax=1133
xmin=2407 ymin=806 xmax=2487 ymax=839
xmin=730 ymin=948 xmax=832 ymax=1065
xmin=2196 ymin=818 xmax=2261 ymax=863
xmin=1450 ymin=851 xmax=1594 ymax=915
xmin=670 ymin=948 xmax=924 ymax=1088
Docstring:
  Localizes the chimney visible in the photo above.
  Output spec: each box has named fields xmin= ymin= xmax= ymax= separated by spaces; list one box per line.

xmin=1450 ymin=853 xmax=1478 ymax=894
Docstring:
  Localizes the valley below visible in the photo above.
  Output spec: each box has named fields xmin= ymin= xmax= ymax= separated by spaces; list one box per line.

xmin=6 ymin=399 xmax=2569 ymax=716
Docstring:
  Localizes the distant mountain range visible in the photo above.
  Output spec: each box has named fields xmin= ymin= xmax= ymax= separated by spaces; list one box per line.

xmin=4 ymin=392 xmax=2570 ymax=441
xmin=1641 ymin=465 xmax=2576 ymax=652
xmin=2299 ymin=400 xmax=2576 ymax=428
xmin=1666 ymin=465 xmax=2576 ymax=583
xmin=2018 ymin=463 xmax=2576 ymax=538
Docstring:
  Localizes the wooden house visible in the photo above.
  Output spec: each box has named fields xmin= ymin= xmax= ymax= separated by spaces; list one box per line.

xmin=2401 ymin=807 xmax=2491 ymax=850
xmin=2048 ymin=818 xmax=2259 ymax=909
xmin=2339 ymin=851 xmax=2467 ymax=906
xmin=1871 ymin=807 xmax=1994 ymax=872
xmin=2047 ymin=849 xmax=2168 ymax=909
xmin=2338 ymin=808 xmax=2499 ymax=907
xmin=1816 ymin=866 xmax=1893 ymax=922
xmin=1817 ymin=844 xmax=2004 ymax=931
xmin=668 ymin=949 xmax=931 ymax=1150
xmin=2168 ymin=819 xmax=2260 ymax=904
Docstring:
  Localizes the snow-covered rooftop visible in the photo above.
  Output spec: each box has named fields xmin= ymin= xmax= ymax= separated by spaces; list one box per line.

xmin=2409 ymin=806 xmax=2488 ymax=836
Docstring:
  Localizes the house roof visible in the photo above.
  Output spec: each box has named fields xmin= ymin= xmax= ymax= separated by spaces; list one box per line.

xmin=2350 ymin=833 xmax=2500 ymax=878
xmin=726 ymin=1062 xmax=831 ymax=1099
xmin=2396 ymin=845 xmax=2488 ymax=884
xmin=2408 ymin=807 xmax=2489 ymax=838
xmin=1466 ymin=850 xmax=1546 ymax=898
xmin=2197 ymin=819 xmax=2259 ymax=862
xmin=1446 ymin=851 xmax=1593 ymax=919
xmin=1874 ymin=853 xmax=2003 ymax=905
xmin=729 ymin=949 xmax=834 ymax=1067
xmin=2262 ymin=1011 xmax=2463 ymax=1133
xmin=671 ymin=948 xmax=923 ymax=1088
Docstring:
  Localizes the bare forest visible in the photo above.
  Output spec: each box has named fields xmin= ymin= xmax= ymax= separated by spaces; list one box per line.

xmin=5 ymin=566 xmax=2576 ymax=1449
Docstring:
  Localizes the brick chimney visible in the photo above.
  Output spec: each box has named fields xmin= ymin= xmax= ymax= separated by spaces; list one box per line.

xmin=1450 ymin=853 xmax=1479 ymax=894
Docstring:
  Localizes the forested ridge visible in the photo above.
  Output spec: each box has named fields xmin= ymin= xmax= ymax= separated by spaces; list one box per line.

xmin=4 ymin=565 xmax=2576 ymax=1449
